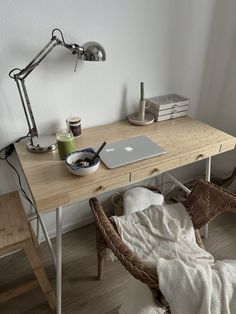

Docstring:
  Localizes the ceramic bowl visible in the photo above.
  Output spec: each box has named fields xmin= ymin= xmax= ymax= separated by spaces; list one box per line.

xmin=65 ymin=148 xmax=100 ymax=176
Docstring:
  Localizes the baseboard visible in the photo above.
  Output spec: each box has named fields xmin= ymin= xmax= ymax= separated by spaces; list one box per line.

xmin=38 ymin=216 xmax=94 ymax=243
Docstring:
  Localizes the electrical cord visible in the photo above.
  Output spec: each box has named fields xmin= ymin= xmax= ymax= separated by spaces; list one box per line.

xmin=51 ymin=28 xmax=65 ymax=44
xmin=5 ymin=158 xmax=35 ymax=208
xmin=1 ymin=135 xmax=57 ymax=262
xmin=9 ymin=68 xmax=22 ymax=79
xmin=0 ymin=133 xmax=35 ymax=208
xmin=0 ymin=133 xmax=29 ymax=160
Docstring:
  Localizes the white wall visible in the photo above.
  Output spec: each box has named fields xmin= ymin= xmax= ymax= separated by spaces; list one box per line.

xmin=0 ymin=0 xmax=218 ymax=237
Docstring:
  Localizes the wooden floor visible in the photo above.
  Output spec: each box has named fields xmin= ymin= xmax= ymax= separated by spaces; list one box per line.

xmin=0 ymin=212 xmax=236 ymax=314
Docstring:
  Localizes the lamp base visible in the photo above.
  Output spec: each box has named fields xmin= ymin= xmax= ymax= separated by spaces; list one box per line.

xmin=27 ymin=135 xmax=57 ymax=153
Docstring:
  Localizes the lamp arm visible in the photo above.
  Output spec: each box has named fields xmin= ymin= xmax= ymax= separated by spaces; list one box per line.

xmin=15 ymin=78 xmax=38 ymax=140
xmin=17 ymin=38 xmax=60 ymax=79
xmin=9 ymin=32 xmax=84 ymax=139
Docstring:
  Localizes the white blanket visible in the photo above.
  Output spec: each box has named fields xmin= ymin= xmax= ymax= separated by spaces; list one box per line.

xmin=112 ymin=203 xmax=236 ymax=314
xmin=157 ymin=258 xmax=236 ymax=314
xmin=123 ymin=187 xmax=164 ymax=215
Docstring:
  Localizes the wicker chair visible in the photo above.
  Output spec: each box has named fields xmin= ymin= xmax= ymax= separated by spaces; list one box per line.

xmin=89 ymin=180 xmax=236 ymax=313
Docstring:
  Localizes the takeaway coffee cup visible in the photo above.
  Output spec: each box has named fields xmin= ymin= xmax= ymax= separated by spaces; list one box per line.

xmin=66 ymin=116 xmax=81 ymax=137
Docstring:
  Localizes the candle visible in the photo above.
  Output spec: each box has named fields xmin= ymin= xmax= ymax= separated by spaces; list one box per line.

xmin=139 ymin=82 xmax=145 ymax=121
xmin=140 ymin=82 xmax=144 ymax=100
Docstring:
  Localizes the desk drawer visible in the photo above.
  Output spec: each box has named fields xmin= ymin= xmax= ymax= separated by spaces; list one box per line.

xmin=179 ymin=145 xmax=220 ymax=167
xmin=220 ymin=140 xmax=236 ymax=153
xmin=131 ymin=159 xmax=179 ymax=182
xmin=69 ymin=173 xmax=130 ymax=201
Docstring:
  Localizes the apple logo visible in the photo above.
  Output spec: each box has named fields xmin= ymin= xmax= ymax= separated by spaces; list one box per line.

xmin=106 ymin=148 xmax=115 ymax=152
xmin=124 ymin=146 xmax=133 ymax=152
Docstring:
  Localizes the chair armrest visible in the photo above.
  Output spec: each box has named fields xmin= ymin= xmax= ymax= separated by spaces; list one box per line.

xmin=89 ymin=197 xmax=168 ymax=309
xmin=185 ymin=180 xmax=236 ymax=229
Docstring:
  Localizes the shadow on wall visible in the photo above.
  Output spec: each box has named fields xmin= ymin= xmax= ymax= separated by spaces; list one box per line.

xmin=196 ymin=0 xmax=236 ymax=175
xmin=119 ymin=85 xmax=128 ymax=119
xmin=197 ymin=0 xmax=236 ymax=133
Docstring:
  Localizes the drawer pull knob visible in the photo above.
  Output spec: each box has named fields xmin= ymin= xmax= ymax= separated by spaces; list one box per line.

xmin=97 ymin=185 xmax=106 ymax=191
xmin=197 ymin=154 xmax=205 ymax=160
xmin=153 ymin=168 xmax=160 ymax=174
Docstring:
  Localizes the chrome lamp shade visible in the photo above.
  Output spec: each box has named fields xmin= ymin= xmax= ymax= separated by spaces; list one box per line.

xmin=81 ymin=42 xmax=106 ymax=61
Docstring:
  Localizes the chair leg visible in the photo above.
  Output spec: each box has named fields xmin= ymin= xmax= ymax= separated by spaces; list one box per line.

xmin=97 ymin=249 xmax=105 ymax=280
xmin=23 ymin=239 xmax=56 ymax=312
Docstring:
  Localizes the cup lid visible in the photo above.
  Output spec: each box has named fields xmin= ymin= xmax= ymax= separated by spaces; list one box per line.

xmin=66 ymin=116 xmax=81 ymax=123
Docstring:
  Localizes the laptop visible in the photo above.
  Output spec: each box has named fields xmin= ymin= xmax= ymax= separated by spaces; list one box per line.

xmin=99 ymin=135 xmax=166 ymax=169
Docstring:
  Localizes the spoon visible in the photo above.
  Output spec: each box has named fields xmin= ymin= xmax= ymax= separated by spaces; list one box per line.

xmin=91 ymin=141 xmax=107 ymax=163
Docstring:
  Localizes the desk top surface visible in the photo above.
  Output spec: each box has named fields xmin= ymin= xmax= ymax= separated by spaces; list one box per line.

xmin=15 ymin=117 xmax=236 ymax=213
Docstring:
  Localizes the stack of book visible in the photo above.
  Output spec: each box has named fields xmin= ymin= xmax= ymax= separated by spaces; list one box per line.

xmin=146 ymin=94 xmax=189 ymax=122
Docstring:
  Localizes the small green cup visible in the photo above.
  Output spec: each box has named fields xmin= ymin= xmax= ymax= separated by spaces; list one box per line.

xmin=56 ymin=130 xmax=75 ymax=160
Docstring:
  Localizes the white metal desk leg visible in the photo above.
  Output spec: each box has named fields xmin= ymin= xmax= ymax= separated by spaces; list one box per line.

xmin=56 ymin=206 xmax=62 ymax=314
xmin=204 ymin=157 xmax=211 ymax=238
xmin=205 ymin=157 xmax=211 ymax=181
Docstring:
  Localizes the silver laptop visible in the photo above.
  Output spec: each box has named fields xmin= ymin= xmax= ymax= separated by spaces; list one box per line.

xmin=99 ymin=136 xmax=166 ymax=169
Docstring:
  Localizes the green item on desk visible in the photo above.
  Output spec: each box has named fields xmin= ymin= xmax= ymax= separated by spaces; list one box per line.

xmin=140 ymin=81 xmax=144 ymax=100
xmin=56 ymin=131 xmax=75 ymax=160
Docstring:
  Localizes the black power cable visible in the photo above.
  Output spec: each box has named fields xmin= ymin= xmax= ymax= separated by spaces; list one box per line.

xmin=0 ymin=133 xmax=35 ymax=208
xmin=1 ymin=136 xmax=56 ymax=260
xmin=0 ymin=133 xmax=29 ymax=159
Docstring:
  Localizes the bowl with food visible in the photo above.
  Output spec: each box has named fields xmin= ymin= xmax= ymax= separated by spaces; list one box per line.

xmin=65 ymin=148 xmax=100 ymax=176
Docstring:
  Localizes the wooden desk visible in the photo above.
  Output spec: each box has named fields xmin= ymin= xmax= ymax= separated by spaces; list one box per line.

xmin=15 ymin=117 xmax=236 ymax=313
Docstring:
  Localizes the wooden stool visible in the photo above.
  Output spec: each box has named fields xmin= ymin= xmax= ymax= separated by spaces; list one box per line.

xmin=0 ymin=191 xmax=56 ymax=312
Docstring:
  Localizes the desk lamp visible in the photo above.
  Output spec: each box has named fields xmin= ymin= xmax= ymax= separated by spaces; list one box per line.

xmin=9 ymin=28 xmax=106 ymax=153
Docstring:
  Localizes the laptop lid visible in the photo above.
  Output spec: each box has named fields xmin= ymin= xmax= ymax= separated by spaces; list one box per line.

xmin=99 ymin=135 xmax=166 ymax=169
